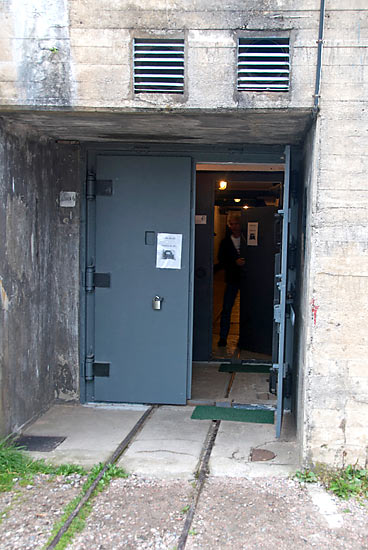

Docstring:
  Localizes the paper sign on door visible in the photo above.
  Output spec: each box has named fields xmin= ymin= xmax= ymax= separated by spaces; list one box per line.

xmin=247 ymin=222 xmax=258 ymax=246
xmin=156 ymin=233 xmax=183 ymax=269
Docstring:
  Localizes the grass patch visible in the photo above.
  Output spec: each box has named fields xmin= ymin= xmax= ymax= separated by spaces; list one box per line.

xmin=0 ymin=437 xmax=86 ymax=492
xmin=44 ymin=462 xmax=128 ymax=550
xmin=1 ymin=438 xmax=128 ymax=549
xmin=295 ymin=464 xmax=368 ymax=501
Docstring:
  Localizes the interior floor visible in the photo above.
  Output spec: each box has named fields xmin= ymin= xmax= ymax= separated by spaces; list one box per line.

xmin=212 ymin=270 xmax=272 ymax=362
xmin=189 ymin=363 xmax=277 ymax=406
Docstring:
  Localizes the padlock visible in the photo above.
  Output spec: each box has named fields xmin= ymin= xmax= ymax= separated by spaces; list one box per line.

xmin=152 ymin=296 xmax=163 ymax=310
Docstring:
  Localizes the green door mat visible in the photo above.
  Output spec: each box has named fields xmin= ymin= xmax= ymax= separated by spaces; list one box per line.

xmin=191 ymin=405 xmax=274 ymax=424
xmin=219 ymin=363 xmax=271 ymax=373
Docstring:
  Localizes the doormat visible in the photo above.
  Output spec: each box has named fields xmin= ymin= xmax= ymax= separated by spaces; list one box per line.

xmin=191 ymin=405 xmax=274 ymax=424
xmin=14 ymin=435 xmax=66 ymax=452
xmin=219 ymin=363 xmax=271 ymax=374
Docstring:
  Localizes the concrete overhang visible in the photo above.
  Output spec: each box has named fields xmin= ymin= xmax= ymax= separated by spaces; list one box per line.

xmin=0 ymin=107 xmax=314 ymax=145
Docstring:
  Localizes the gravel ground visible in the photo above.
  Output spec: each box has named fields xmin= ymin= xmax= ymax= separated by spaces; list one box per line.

xmin=0 ymin=474 xmax=367 ymax=550
xmin=0 ymin=473 xmax=86 ymax=550
xmin=186 ymin=478 xmax=368 ymax=550
xmin=68 ymin=475 xmax=194 ymax=550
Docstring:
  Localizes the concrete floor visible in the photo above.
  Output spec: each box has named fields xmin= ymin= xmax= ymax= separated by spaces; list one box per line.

xmin=212 ymin=270 xmax=272 ymax=362
xmin=23 ymin=403 xmax=298 ymax=478
xmin=23 ymin=364 xmax=298 ymax=478
xmin=189 ymin=362 xmax=277 ymax=406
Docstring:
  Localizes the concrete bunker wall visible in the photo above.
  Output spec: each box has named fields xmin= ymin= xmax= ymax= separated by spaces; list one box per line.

xmin=301 ymin=116 xmax=368 ymax=467
xmin=294 ymin=4 xmax=368 ymax=468
xmin=0 ymin=121 xmax=81 ymax=436
xmin=1 ymin=0 xmax=319 ymax=112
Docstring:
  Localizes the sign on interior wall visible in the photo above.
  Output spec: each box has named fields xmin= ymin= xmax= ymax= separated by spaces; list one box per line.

xmin=195 ymin=215 xmax=207 ymax=224
xmin=247 ymin=222 xmax=258 ymax=246
xmin=156 ymin=233 xmax=183 ymax=269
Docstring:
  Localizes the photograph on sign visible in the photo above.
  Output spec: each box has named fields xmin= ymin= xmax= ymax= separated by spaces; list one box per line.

xmin=247 ymin=222 xmax=259 ymax=246
xmin=156 ymin=233 xmax=183 ymax=269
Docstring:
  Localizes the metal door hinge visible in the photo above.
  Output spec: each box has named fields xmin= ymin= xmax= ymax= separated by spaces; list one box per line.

xmin=85 ymin=355 xmax=110 ymax=380
xmin=85 ymin=354 xmax=95 ymax=381
xmin=86 ymin=172 xmax=113 ymax=199
xmin=85 ymin=265 xmax=111 ymax=291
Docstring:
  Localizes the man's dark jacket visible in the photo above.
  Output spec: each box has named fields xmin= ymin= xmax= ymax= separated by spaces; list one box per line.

xmin=218 ymin=234 xmax=247 ymax=285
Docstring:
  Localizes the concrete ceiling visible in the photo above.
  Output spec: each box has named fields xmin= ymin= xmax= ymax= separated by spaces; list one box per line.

xmin=0 ymin=108 xmax=313 ymax=145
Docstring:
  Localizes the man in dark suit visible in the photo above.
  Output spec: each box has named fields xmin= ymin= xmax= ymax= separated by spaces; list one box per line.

xmin=217 ymin=213 xmax=246 ymax=346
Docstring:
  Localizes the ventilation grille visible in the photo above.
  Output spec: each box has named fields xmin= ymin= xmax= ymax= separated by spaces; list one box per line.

xmin=238 ymin=38 xmax=290 ymax=92
xmin=133 ymin=38 xmax=185 ymax=94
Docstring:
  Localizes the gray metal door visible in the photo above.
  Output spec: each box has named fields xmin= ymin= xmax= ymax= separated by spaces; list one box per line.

xmin=272 ymin=145 xmax=292 ymax=437
xmin=85 ymin=155 xmax=193 ymax=404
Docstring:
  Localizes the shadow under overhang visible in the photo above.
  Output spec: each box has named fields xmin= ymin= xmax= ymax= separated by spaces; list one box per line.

xmin=0 ymin=107 xmax=314 ymax=145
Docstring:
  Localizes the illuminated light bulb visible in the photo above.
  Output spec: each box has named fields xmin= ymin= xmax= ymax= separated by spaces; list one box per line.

xmin=218 ymin=180 xmax=227 ymax=190
xmin=234 ymin=198 xmax=241 ymax=203
xmin=243 ymin=205 xmax=249 ymax=209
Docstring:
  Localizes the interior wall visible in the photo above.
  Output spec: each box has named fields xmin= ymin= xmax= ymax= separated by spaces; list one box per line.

xmin=213 ymin=206 xmax=227 ymax=264
xmin=0 ymin=120 xmax=81 ymax=436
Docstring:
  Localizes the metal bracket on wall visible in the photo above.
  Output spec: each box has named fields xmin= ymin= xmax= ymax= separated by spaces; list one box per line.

xmin=94 ymin=273 xmax=111 ymax=288
xmin=288 ymin=239 xmax=297 ymax=270
xmin=273 ymin=304 xmax=282 ymax=323
xmin=95 ymin=180 xmax=113 ymax=196
xmin=93 ymin=363 xmax=110 ymax=377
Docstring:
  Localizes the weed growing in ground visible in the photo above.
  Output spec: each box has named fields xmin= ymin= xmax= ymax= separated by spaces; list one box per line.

xmin=0 ymin=437 xmax=86 ymax=492
xmin=322 ymin=465 xmax=368 ymax=500
xmin=44 ymin=462 xmax=128 ymax=550
xmin=295 ymin=464 xmax=368 ymax=501
xmin=93 ymin=462 xmax=128 ymax=490
xmin=295 ymin=469 xmax=318 ymax=483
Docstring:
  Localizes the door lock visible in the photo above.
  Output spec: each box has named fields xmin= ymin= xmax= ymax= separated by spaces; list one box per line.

xmin=152 ymin=296 xmax=164 ymax=310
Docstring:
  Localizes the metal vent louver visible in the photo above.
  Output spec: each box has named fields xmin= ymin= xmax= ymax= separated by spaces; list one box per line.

xmin=238 ymin=38 xmax=290 ymax=92
xmin=133 ymin=38 xmax=185 ymax=94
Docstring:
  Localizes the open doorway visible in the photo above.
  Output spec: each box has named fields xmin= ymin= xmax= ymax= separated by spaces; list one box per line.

xmin=191 ymin=163 xmax=285 ymax=408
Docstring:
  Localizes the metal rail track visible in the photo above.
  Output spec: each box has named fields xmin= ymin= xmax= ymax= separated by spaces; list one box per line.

xmin=46 ymin=405 xmax=155 ymax=550
xmin=45 ymin=406 xmax=221 ymax=550
xmin=177 ymin=419 xmax=221 ymax=550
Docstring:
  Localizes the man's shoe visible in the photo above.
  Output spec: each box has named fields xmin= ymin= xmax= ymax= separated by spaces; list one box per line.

xmin=217 ymin=338 xmax=227 ymax=347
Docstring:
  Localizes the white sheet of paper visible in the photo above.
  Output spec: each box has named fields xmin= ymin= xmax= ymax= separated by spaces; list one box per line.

xmin=247 ymin=222 xmax=258 ymax=246
xmin=156 ymin=233 xmax=183 ymax=269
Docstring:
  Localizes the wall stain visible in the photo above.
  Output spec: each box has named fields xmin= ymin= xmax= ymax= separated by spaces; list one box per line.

xmin=0 ymin=278 xmax=9 ymax=311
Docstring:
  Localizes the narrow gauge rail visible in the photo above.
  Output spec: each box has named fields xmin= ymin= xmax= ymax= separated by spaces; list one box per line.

xmin=45 ymin=406 xmax=221 ymax=550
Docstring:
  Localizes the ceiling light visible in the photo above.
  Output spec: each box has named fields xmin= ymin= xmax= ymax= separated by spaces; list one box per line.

xmin=243 ymin=205 xmax=249 ymax=209
xmin=218 ymin=180 xmax=227 ymax=190
xmin=234 ymin=198 xmax=241 ymax=203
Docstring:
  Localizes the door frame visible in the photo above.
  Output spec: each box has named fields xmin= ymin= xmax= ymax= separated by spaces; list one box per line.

xmin=193 ymin=160 xmax=287 ymax=363
xmin=79 ymin=143 xmax=289 ymax=404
